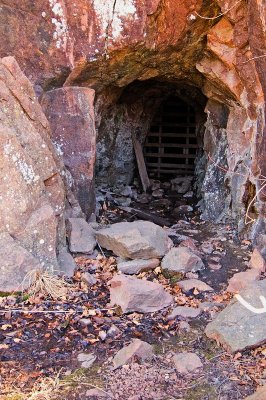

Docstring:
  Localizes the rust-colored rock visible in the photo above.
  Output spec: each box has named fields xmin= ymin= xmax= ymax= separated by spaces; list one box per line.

xmin=41 ymin=87 xmax=96 ymax=217
xmin=0 ymin=56 xmax=65 ymax=290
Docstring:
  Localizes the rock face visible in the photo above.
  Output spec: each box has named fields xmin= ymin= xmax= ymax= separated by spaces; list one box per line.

xmin=161 ymin=247 xmax=204 ymax=273
xmin=96 ymin=221 xmax=172 ymax=259
xmin=205 ymin=280 xmax=266 ymax=352
xmin=112 ymin=339 xmax=154 ymax=369
xmin=109 ymin=274 xmax=173 ymax=313
xmin=0 ymin=57 xmax=65 ymax=291
xmin=41 ymin=87 xmax=96 ymax=217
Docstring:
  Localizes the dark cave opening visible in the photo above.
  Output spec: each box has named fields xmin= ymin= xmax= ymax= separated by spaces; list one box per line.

xmin=95 ymin=79 xmax=207 ymax=196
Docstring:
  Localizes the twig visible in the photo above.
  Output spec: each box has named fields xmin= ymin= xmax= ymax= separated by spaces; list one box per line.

xmin=242 ymin=54 xmax=266 ymax=64
xmin=96 ymin=240 xmax=106 ymax=257
xmin=0 ymin=306 xmax=117 ymax=314
xmin=195 ymin=0 xmax=242 ymax=20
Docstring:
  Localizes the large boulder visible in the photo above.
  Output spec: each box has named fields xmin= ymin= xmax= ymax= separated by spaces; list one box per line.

xmin=0 ymin=57 xmax=65 ymax=290
xmin=205 ymin=279 xmax=266 ymax=352
xmin=96 ymin=221 xmax=172 ymax=259
xmin=161 ymin=247 xmax=204 ymax=273
xmin=109 ymin=274 xmax=173 ymax=313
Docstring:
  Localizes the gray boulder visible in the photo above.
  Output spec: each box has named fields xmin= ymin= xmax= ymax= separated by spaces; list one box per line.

xmin=205 ymin=279 xmax=266 ymax=352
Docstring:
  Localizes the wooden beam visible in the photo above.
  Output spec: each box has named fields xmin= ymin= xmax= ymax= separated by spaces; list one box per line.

xmin=132 ymin=131 xmax=150 ymax=192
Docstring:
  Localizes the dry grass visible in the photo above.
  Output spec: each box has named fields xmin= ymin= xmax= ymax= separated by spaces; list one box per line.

xmin=22 ymin=269 xmax=71 ymax=300
xmin=3 ymin=373 xmax=61 ymax=400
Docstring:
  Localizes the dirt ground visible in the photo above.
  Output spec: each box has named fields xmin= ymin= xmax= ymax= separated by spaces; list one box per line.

xmin=1 ymin=189 xmax=265 ymax=400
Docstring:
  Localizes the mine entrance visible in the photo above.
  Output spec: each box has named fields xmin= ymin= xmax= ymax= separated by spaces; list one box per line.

xmin=144 ymin=96 xmax=198 ymax=178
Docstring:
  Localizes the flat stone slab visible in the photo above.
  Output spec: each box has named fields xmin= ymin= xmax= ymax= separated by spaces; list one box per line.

xmin=167 ymin=306 xmax=201 ymax=320
xmin=96 ymin=220 xmax=172 ymax=259
xmin=177 ymin=279 xmax=213 ymax=293
xmin=117 ymin=258 xmax=160 ymax=274
xmin=205 ymin=279 xmax=266 ymax=352
xmin=161 ymin=247 xmax=204 ymax=273
xmin=66 ymin=218 xmax=96 ymax=254
xmin=112 ymin=339 xmax=154 ymax=369
xmin=109 ymin=274 xmax=173 ymax=313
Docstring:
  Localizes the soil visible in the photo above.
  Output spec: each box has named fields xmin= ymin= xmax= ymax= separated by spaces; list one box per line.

xmin=0 ymin=184 xmax=265 ymax=400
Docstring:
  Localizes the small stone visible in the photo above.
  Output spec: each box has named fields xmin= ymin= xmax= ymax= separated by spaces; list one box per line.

xmin=161 ymin=247 xmax=204 ymax=273
xmin=173 ymin=352 xmax=203 ymax=374
xmin=249 ymin=248 xmax=266 ymax=272
xmin=98 ymin=330 xmax=107 ymax=341
xmin=201 ymin=241 xmax=214 ymax=254
xmin=185 ymin=272 xmax=199 ymax=279
xmin=77 ymin=352 xmax=96 ymax=368
xmin=179 ymin=321 xmax=191 ymax=332
xmin=174 ymin=205 xmax=193 ymax=213
xmin=226 ymin=269 xmax=260 ymax=293
xmin=167 ymin=306 xmax=201 ymax=320
xmin=107 ymin=324 xmax=121 ymax=337
xmin=112 ymin=339 xmax=154 ymax=369
xmin=183 ymin=191 xmax=193 ymax=198
xmin=150 ymin=180 xmax=161 ymax=191
xmin=121 ymin=186 xmax=133 ymax=197
xmin=117 ymin=258 xmax=160 ymax=275
xmin=79 ymin=318 xmax=92 ymax=327
xmin=109 ymin=274 xmax=173 ymax=313
xmin=81 ymin=272 xmax=97 ymax=286
xmin=136 ymin=193 xmax=151 ymax=204
xmin=177 ymin=279 xmax=213 ymax=293
xmin=152 ymin=189 xmax=164 ymax=198
xmin=208 ymin=262 xmax=222 ymax=270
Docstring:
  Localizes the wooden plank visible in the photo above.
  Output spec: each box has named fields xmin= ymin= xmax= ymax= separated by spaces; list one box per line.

xmin=144 ymin=152 xmax=196 ymax=159
xmin=119 ymin=206 xmax=170 ymax=227
xmin=148 ymin=132 xmax=197 ymax=138
xmin=146 ymin=162 xmax=194 ymax=168
xmin=145 ymin=143 xmax=198 ymax=149
xmin=132 ymin=131 xmax=150 ymax=192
